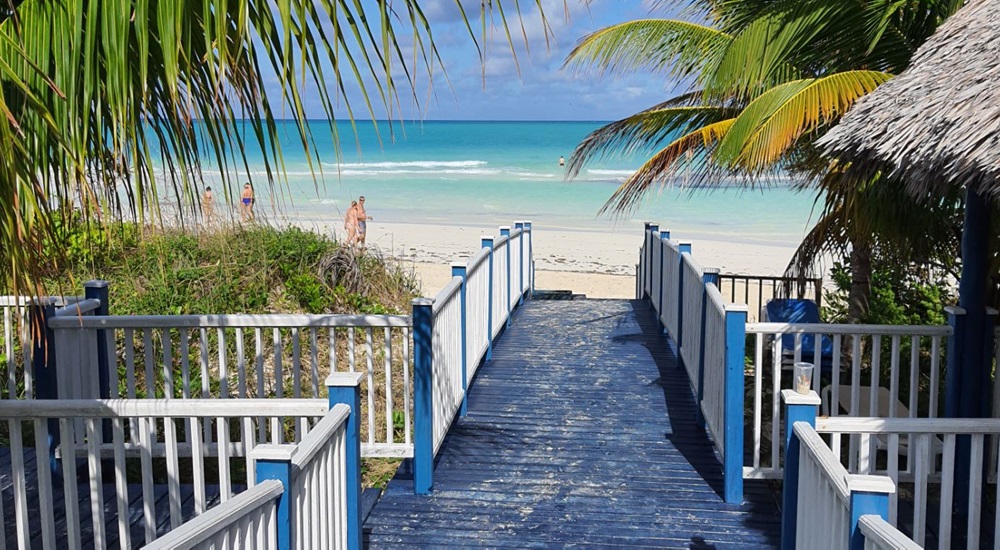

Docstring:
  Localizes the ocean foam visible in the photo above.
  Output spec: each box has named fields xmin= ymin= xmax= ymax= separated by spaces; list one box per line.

xmin=323 ymin=160 xmax=488 ymax=169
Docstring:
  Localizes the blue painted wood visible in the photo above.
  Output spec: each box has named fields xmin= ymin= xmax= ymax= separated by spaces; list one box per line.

xmin=850 ymin=491 xmax=891 ymax=550
xmin=659 ymin=232 xmax=670 ymax=321
xmin=29 ymin=301 xmax=60 ymax=476
xmin=412 ymin=298 xmax=435 ymax=495
xmin=515 ymin=222 xmax=525 ymax=305
xmin=780 ymin=396 xmax=819 ymax=550
xmin=723 ymin=306 xmax=747 ymax=504
xmin=452 ymin=264 xmax=470 ymax=417
xmin=256 ymin=458 xmax=293 ymax=550
xmin=500 ymin=226 xmax=512 ymax=327
xmin=524 ymin=222 xmax=534 ymax=294
xmin=329 ymin=374 xmax=364 ymax=549
xmin=482 ymin=236 xmax=495 ymax=361
xmin=365 ymin=299 xmax=781 ymax=547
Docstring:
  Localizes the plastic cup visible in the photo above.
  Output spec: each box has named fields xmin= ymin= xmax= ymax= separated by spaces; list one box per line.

xmin=794 ymin=362 xmax=814 ymax=395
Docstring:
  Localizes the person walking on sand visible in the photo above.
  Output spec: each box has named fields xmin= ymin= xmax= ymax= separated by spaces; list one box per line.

xmin=356 ymin=195 xmax=372 ymax=247
xmin=241 ymin=182 xmax=255 ymax=222
xmin=202 ymin=186 xmax=214 ymax=223
xmin=344 ymin=200 xmax=359 ymax=246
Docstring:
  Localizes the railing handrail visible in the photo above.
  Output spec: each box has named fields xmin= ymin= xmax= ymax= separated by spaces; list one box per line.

xmin=143 ymin=479 xmax=283 ymax=549
xmin=746 ymin=322 xmax=951 ymax=336
xmin=290 ymin=404 xmax=351 ymax=468
xmin=53 ymin=298 xmax=102 ymax=317
xmin=718 ymin=273 xmax=823 ymax=283
xmin=858 ymin=515 xmax=922 ymax=550
xmin=817 ymin=415 xmax=1000 ymax=434
xmin=432 ymin=277 xmax=462 ymax=313
xmin=0 ymin=398 xmax=328 ymax=418
xmin=795 ymin=421 xmax=851 ymax=502
xmin=467 ymin=246 xmax=490 ymax=276
xmin=47 ymin=312 xmax=412 ymax=329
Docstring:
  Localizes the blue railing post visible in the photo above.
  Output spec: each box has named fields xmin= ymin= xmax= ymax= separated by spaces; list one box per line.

xmin=452 ymin=263 xmax=469 ymax=417
xmin=30 ymin=299 xmax=59 ymax=474
xmin=780 ymin=389 xmax=821 ymax=550
xmin=696 ymin=268 xmax=720 ymax=428
xmin=658 ymin=230 xmax=671 ymax=324
xmin=676 ymin=242 xmax=692 ymax=352
xmin=848 ymin=478 xmax=895 ymax=550
xmin=723 ymin=304 xmax=747 ymax=504
xmin=482 ymin=236 xmax=495 ymax=361
xmin=84 ymin=280 xmax=113 ymax=449
xmin=500 ymin=226 xmax=512 ymax=327
xmin=254 ymin=448 xmax=294 ymax=550
xmin=944 ymin=305 xmax=970 ymax=516
xmin=515 ymin=222 xmax=525 ymax=305
xmin=412 ymin=297 xmax=435 ymax=494
xmin=524 ymin=221 xmax=534 ymax=295
xmin=642 ymin=222 xmax=653 ymax=299
xmin=847 ymin=475 xmax=896 ymax=550
xmin=635 ymin=262 xmax=641 ymax=300
xmin=327 ymin=372 xmax=364 ymax=549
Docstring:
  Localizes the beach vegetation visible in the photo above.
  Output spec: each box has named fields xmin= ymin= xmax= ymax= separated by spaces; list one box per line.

xmin=564 ymin=0 xmax=964 ymax=320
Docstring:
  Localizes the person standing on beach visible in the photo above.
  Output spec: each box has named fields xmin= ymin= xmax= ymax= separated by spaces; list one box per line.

xmin=241 ymin=182 xmax=255 ymax=222
xmin=356 ymin=196 xmax=372 ymax=247
xmin=344 ymin=200 xmax=359 ymax=246
xmin=202 ymin=186 xmax=214 ymax=223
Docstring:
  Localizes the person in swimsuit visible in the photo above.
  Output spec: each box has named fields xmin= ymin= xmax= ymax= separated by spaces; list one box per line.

xmin=344 ymin=200 xmax=359 ymax=246
xmin=241 ymin=182 xmax=255 ymax=221
xmin=202 ymin=186 xmax=214 ymax=224
xmin=356 ymin=196 xmax=371 ymax=247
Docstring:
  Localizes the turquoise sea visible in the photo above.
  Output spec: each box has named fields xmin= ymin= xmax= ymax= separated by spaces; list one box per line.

xmin=203 ymin=120 xmax=819 ymax=248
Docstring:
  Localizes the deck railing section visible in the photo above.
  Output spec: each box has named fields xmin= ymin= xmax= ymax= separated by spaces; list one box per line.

xmin=858 ymin=515 xmax=922 ymax=550
xmin=744 ymin=322 xmax=950 ymax=479
xmin=1 ymin=294 xmax=85 ymax=401
xmin=150 ymin=373 xmax=363 ymax=549
xmin=47 ymin=313 xmax=413 ymax=458
xmin=412 ymin=223 xmax=533 ymax=494
xmin=679 ymin=253 xmax=705 ymax=385
xmin=717 ymin=274 xmax=823 ymax=321
xmin=816 ymin=416 xmax=1000 ymax=548
xmin=0 ymin=398 xmax=328 ymax=548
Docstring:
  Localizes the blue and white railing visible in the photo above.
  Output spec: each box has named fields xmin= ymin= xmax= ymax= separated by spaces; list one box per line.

xmin=412 ymin=222 xmax=533 ymax=494
xmin=780 ymin=390 xmax=898 ymax=550
xmin=637 ymin=223 xmax=960 ymax=503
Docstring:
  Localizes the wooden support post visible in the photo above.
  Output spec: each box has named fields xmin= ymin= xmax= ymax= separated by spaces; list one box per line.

xmin=677 ymin=242 xmax=692 ymax=364
xmin=482 ymin=236 xmax=494 ymax=361
xmin=412 ymin=297 xmax=435 ymax=494
xmin=847 ymin=477 xmax=895 ymax=550
xmin=643 ymin=222 xmax=653 ymax=299
xmin=328 ymin=372 xmax=364 ymax=550
xmin=253 ymin=446 xmax=294 ymax=550
xmin=723 ymin=304 xmax=747 ymax=504
xmin=30 ymin=299 xmax=59 ymax=474
xmin=696 ymin=268 xmax=720 ymax=428
xmin=515 ymin=222 xmax=525 ymax=305
xmin=500 ymin=226 xmax=511 ymax=327
xmin=452 ymin=263 xmax=469 ymax=417
xmin=84 ymin=280 xmax=112 ymax=449
xmin=780 ymin=389 xmax=820 ymax=550
xmin=524 ymin=221 xmax=533 ymax=295
xmin=658 ymin=230 xmax=671 ymax=323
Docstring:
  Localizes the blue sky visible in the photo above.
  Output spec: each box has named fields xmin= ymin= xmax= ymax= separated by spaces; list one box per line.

xmin=280 ymin=2 xmax=684 ymax=122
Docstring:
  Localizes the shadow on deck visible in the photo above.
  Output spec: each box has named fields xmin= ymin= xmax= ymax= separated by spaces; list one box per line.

xmin=366 ymin=299 xmax=782 ymax=548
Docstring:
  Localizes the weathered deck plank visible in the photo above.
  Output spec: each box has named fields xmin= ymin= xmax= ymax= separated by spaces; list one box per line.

xmin=366 ymin=299 xmax=782 ymax=548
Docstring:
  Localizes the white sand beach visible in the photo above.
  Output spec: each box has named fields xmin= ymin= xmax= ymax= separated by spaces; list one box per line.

xmin=291 ymin=218 xmax=799 ymax=299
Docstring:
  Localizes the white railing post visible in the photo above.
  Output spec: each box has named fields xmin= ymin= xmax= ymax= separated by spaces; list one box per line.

xmin=642 ymin=222 xmax=653 ymax=299
xmin=847 ymin=476 xmax=895 ymax=550
xmin=482 ymin=236 xmax=495 ymax=361
xmin=452 ymin=263 xmax=469 ymax=417
xmin=412 ymin=297 xmax=434 ymax=494
xmin=500 ymin=226 xmax=512 ymax=327
xmin=676 ymin=242 xmax=691 ymax=362
xmin=696 ymin=269 xmax=720 ymax=428
xmin=328 ymin=372 xmax=364 ymax=549
xmin=524 ymin=221 xmax=533 ymax=295
xmin=780 ymin=389 xmax=821 ymax=550
xmin=723 ymin=304 xmax=748 ymax=504
xmin=658 ymin=229 xmax=671 ymax=322
xmin=515 ymin=222 xmax=525 ymax=305
xmin=252 ymin=446 xmax=294 ymax=550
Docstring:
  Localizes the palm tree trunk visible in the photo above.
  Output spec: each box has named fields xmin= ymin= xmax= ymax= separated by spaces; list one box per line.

xmin=847 ymin=240 xmax=872 ymax=323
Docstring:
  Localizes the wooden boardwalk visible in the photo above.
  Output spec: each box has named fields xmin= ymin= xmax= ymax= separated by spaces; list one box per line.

xmin=365 ymin=299 xmax=782 ymax=548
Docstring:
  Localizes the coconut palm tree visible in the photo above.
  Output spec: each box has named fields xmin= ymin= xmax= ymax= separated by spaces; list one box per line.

xmin=0 ymin=0 xmax=550 ymax=297
xmin=564 ymin=0 xmax=962 ymax=319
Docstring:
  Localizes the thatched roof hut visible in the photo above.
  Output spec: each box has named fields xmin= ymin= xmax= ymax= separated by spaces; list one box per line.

xmin=819 ymin=0 xmax=1000 ymax=195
